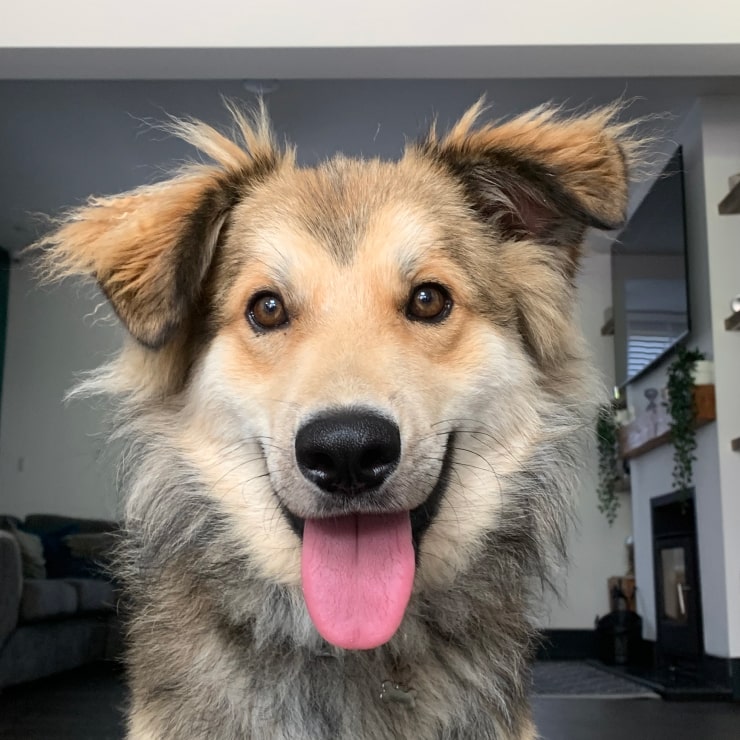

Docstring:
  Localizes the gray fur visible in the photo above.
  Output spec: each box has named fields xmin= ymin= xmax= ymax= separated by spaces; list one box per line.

xmin=106 ymin=394 xmax=593 ymax=740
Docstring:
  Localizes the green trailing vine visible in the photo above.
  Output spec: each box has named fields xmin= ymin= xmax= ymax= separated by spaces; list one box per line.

xmin=665 ymin=345 xmax=705 ymax=498
xmin=596 ymin=403 xmax=620 ymax=525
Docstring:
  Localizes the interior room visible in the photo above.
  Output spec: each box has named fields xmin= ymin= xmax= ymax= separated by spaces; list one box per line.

xmin=1 ymin=4 xmax=740 ymax=739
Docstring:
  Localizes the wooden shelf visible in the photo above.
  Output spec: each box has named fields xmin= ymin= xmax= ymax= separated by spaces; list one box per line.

xmin=725 ymin=311 xmax=740 ymax=331
xmin=731 ymin=437 xmax=740 ymax=453
xmin=619 ymin=385 xmax=716 ymax=461
xmin=718 ymin=177 xmax=740 ymax=214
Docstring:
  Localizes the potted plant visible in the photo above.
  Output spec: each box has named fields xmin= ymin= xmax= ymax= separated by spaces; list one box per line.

xmin=665 ymin=345 xmax=706 ymax=498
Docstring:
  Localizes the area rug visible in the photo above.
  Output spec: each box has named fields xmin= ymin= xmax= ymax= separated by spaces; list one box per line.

xmin=532 ymin=661 xmax=660 ymax=699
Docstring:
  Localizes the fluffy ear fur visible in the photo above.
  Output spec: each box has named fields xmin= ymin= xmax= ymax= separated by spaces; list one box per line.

xmin=419 ymin=100 xmax=637 ymax=272
xmin=35 ymin=103 xmax=286 ymax=348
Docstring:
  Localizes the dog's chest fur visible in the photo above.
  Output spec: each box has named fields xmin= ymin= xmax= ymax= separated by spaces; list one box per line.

xmin=125 ymin=552 xmax=534 ymax=740
xmin=117 ymin=399 xmax=589 ymax=740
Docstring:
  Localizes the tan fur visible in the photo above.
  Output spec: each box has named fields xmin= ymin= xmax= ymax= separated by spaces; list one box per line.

xmin=35 ymin=101 xmax=282 ymax=287
xmin=38 ymin=177 xmax=210 ymax=283
xmin=34 ymin=101 xmax=636 ymax=740
xmin=179 ymin=181 xmax=549 ymax=594
xmin=425 ymin=100 xmax=635 ymax=227
xmin=128 ymin=720 xmax=160 ymax=740
xmin=34 ymin=104 xmax=292 ymax=348
xmin=34 ymin=99 xmax=637 ymax=378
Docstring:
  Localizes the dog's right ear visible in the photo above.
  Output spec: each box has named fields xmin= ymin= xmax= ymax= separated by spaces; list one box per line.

xmin=35 ymin=105 xmax=284 ymax=349
xmin=416 ymin=100 xmax=638 ymax=276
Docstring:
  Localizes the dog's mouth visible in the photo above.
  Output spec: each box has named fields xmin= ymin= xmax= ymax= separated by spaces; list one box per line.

xmin=279 ymin=434 xmax=455 ymax=651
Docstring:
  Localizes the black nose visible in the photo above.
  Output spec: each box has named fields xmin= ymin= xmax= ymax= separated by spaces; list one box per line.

xmin=295 ymin=410 xmax=401 ymax=495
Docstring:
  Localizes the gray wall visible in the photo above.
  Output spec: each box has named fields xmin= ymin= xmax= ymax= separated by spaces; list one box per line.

xmin=0 ymin=264 xmax=122 ymax=518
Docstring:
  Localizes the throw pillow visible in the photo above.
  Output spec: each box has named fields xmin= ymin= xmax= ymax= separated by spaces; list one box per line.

xmin=31 ymin=523 xmax=81 ymax=578
xmin=64 ymin=532 xmax=116 ymax=567
xmin=10 ymin=526 xmax=47 ymax=579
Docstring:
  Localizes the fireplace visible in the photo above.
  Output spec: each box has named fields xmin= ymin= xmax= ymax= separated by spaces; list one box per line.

xmin=592 ymin=489 xmax=736 ymax=698
xmin=651 ymin=491 xmax=703 ymax=664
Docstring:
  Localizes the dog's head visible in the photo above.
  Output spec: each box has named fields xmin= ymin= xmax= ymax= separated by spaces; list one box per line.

xmin=38 ymin=101 xmax=633 ymax=650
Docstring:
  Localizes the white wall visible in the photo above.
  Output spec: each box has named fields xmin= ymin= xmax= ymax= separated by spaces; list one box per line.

xmin=542 ymin=251 xmax=634 ymax=630
xmin=627 ymin=97 xmax=740 ymax=659
xmin=0 ymin=263 xmax=122 ymax=519
xmin=1 ymin=1 xmax=739 ymax=78
xmin=701 ymin=97 xmax=740 ymax=657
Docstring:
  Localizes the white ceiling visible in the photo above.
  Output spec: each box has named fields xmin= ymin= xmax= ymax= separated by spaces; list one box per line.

xmin=1 ymin=77 xmax=738 ymax=254
xmin=3 ymin=1 xmax=740 ymax=80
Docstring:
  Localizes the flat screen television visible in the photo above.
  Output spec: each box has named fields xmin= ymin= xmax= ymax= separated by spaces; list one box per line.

xmin=612 ymin=147 xmax=690 ymax=388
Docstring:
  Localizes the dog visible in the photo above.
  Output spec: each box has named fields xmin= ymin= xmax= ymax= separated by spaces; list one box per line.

xmin=37 ymin=100 xmax=635 ymax=739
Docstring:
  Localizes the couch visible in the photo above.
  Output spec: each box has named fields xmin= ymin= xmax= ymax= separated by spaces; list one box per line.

xmin=0 ymin=514 xmax=121 ymax=688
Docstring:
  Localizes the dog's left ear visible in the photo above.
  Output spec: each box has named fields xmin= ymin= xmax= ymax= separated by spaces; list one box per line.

xmin=35 ymin=104 xmax=284 ymax=348
xmin=419 ymin=101 xmax=633 ymax=270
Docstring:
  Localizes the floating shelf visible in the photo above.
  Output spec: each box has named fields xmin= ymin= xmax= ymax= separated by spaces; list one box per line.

xmin=718 ymin=177 xmax=740 ymax=215
xmin=725 ymin=311 xmax=740 ymax=331
xmin=731 ymin=437 xmax=740 ymax=453
xmin=619 ymin=385 xmax=716 ymax=461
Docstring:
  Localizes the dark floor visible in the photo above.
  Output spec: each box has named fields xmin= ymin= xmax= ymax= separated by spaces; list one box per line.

xmin=532 ymin=660 xmax=658 ymax=697
xmin=1 ymin=663 xmax=740 ymax=739
xmin=0 ymin=663 xmax=125 ymax=739
xmin=533 ymin=698 xmax=740 ymax=740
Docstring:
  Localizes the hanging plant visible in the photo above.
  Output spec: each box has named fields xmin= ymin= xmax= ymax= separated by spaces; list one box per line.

xmin=596 ymin=403 xmax=620 ymax=525
xmin=665 ymin=345 xmax=705 ymax=498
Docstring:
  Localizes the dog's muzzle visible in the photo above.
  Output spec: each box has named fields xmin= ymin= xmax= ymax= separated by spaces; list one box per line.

xmin=282 ymin=412 xmax=456 ymax=649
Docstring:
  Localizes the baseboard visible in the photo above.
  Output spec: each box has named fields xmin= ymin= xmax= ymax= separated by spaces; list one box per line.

xmin=704 ymin=655 xmax=740 ymax=700
xmin=732 ymin=659 xmax=740 ymax=701
xmin=610 ymin=644 xmax=740 ymax=701
xmin=536 ymin=629 xmax=595 ymax=660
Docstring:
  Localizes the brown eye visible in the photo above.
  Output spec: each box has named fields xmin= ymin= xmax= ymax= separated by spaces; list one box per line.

xmin=406 ymin=283 xmax=452 ymax=323
xmin=247 ymin=291 xmax=289 ymax=332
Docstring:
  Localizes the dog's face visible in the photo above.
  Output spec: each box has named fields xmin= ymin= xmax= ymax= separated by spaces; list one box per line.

xmin=189 ymin=160 xmax=547 ymax=638
xmin=39 ymin=102 xmax=632 ymax=650
xmin=201 ymin=159 xmax=540 ymax=529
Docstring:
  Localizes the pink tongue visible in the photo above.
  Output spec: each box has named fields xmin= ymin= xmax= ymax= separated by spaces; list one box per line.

xmin=301 ymin=512 xmax=415 ymax=650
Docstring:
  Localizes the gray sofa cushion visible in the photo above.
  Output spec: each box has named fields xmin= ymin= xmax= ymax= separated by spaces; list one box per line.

xmin=1 ymin=517 xmax=47 ymax=577
xmin=0 ymin=617 xmax=114 ymax=688
xmin=64 ymin=532 xmax=117 ymax=560
xmin=64 ymin=578 xmax=115 ymax=612
xmin=19 ymin=579 xmax=77 ymax=623
xmin=0 ymin=531 xmax=22 ymax=643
